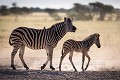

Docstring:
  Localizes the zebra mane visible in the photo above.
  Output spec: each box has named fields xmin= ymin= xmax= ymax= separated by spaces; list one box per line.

xmin=50 ymin=22 xmax=65 ymax=30
xmin=83 ymin=34 xmax=97 ymax=41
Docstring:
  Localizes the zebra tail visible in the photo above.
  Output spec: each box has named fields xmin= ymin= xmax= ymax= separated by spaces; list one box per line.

xmin=9 ymin=35 xmax=13 ymax=46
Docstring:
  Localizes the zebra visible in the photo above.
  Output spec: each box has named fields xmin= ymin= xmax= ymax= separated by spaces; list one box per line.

xmin=59 ymin=33 xmax=101 ymax=71
xmin=9 ymin=17 xmax=77 ymax=70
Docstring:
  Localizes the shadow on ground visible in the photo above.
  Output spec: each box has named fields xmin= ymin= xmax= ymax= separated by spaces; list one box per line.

xmin=0 ymin=68 xmax=120 ymax=80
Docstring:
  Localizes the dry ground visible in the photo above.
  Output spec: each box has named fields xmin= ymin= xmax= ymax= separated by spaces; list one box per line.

xmin=0 ymin=12 xmax=120 ymax=79
xmin=0 ymin=69 xmax=120 ymax=80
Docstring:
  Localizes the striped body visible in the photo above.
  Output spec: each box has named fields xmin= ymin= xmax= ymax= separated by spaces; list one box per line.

xmin=59 ymin=33 xmax=101 ymax=71
xmin=63 ymin=34 xmax=98 ymax=53
xmin=9 ymin=22 xmax=66 ymax=50
xmin=9 ymin=17 xmax=76 ymax=70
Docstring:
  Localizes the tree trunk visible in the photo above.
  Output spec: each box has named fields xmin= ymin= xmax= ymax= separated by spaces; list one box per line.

xmin=116 ymin=13 xmax=120 ymax=21
xmin=98 ymin=12 xmax=105 ymax=21
xmin=88 ymin=13 xmax=94 ymax=20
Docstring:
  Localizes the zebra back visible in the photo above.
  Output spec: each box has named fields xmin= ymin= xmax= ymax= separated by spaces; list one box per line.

xmin=62 ymin=33 xmax=101 ymax=53
xmin=9 ymin=22 xmax=67 ymax=49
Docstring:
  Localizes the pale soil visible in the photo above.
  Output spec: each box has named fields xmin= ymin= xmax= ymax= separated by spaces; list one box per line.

xmin=0 ymin=13 xmax=120 ymax=79
xmin=0 ymin=48 xmax=120 ymax=80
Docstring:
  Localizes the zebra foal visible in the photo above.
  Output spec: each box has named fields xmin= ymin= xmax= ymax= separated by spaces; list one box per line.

xmin=59 ymin=33 xmax=101 ymax=71
xmin=9 ymin=17 xmax=76 ymax=70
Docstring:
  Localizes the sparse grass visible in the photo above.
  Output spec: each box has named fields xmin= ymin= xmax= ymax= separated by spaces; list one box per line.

xmin=0 ymin=12 xmax=120 ymax=72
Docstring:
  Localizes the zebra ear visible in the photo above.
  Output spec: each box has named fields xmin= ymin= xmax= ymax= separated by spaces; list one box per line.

xmin=64 ymin=17 xmax=67 ymax=21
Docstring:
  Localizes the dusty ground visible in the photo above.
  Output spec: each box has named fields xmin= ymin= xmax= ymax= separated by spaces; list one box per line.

xmin=0 ymin=69 xmax=120 ymax=80
xmin=0 ymin=13 xmax=120 ymax=79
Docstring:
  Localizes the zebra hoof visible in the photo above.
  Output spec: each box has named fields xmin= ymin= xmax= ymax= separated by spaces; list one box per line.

xmin=41 ymin=64 xmax=46 ymax=70
xmin=41 ymin=66 xmax=44 ymax=70
xmin=11 ymin=65 xmax=16 ymax=70
xmin=82 ymin=69 xmax=85 ymax=71
xmin=59 ymin=69 xmax=61 ymax=71
xmin=50 ymin=66 xmax=55 ymax=70
xmin=13 ymin=67 xmax=16 ymax=70
xmin=26 ymin=67 xmax=29 ymax=70
xmin=13 ymin=68 xmax=16 ymax=70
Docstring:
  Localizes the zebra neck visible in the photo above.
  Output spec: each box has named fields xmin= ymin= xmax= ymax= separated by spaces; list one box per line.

xmin=84 ymin=37 xmax=95 ymax=48
xmin=54 ymin=22 xmax=67 ymax=41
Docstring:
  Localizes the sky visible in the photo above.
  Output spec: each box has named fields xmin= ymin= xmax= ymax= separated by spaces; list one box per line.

xmin=0 ymin=0 xmax=120 ymax=9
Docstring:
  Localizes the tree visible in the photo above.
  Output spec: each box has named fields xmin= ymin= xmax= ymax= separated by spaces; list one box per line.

xmin=10 ymin=2 xmax=21 ymax=21
xmin=0 ymin=5 xmax=9 ymax=15
xmin=45 ymin=8 xmax=56 ymax=14
xmin=9 ymin=7 xmax=21 ymax=15
xmin=115 ymin=9 xmax=120 ymax=21
xmin=21 ymin=7 xmax=31 ymax=14
xmin=89 ymin=2 xmax=114 ymax=20
xmin=10 ymin=2 xmax=21 ymax=14
xmin=68 ymin=3 xmax=90 ymax=20
xmin=45 ymin=8 xmax=62 ymax=20
xmin=12 ymin=2 xmax=17 ymax=7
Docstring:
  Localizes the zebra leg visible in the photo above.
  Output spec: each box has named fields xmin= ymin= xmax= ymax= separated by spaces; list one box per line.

xmin=41 ymin=49 xmax=53 ymax=70
xmin=81 ymin=53 xmax=85 ymax=71
xmin=69 ymin=51 xmax=77 ymax=71
xmin=84 ymin=53 xmax=91 ymax=71
xmin=49 ymin=49 xmax=55 ymax=70
xmin=59 ymin=52 xmax=68 ymax=71
xmin=41 ymin=55 xmax=49 ymax=70
xmin=19 ymin=45 xmax=29 ymax=70
xmin=41 ymin=49 xmax=49 ymax=70
xmin=11 ymin=47 xmax=19 ymax=70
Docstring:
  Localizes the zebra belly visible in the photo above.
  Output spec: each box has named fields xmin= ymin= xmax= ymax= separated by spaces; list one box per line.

xmin=75 ymin=48 xmax=89 ymax=53
xmin=74 ymin=48 xmax=82 ymax=52
xmin=22 ymin=39 xmax=46 ymax=50
xmin=25 ymin=44 xmax=46 ymax=50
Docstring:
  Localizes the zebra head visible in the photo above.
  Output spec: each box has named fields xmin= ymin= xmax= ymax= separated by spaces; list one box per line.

xmin=94 ymin=33 xmax=101 ymax=48
xmin=64 ymin=17 xmax=76 ymax=32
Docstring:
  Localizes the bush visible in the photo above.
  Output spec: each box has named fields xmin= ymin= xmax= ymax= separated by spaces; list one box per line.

xmin=50 ymin=13 xmax=62 ymax=20
xmin=67 ymin=11 xmax=90 ymax=20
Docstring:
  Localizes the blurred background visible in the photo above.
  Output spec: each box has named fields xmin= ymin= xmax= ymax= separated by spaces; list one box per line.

xmin=0 ymin=0 xmax=120 ymax=21
xmin=0 ymin=0 xmax=120 ymax=71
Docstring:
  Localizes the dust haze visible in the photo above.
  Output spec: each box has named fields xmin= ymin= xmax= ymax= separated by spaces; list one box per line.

xmin=0 ymin=13 xmax=120 ymax=71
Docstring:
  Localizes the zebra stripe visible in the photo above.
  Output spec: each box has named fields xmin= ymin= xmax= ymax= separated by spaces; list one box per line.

xmin=9 ymin=17 xmax=77 ymax=70
xmin=62 ymin=33 xmax=101 ymax=53
xmin=59 ymin=33 xmax=101 ymax=71
xmin=9 ymin=22 xmax=66 ymax=49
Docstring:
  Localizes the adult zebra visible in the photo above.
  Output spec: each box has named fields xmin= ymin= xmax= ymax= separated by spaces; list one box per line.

xmin=9 ymin=17 xmax=77 ymax=70
xmin=59 ymin=33 xmax=101 ymax=71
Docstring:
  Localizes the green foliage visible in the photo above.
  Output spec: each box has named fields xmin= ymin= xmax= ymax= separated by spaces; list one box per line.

xmin=45 ymin=8 xmax=56 ymax=14
xmin=0 ymin=5 xmax=9 ymax=15
xmin=67 ymin=3 xmax=91 ymax=20
xmin=19 ymin=7 xmax=31 ymax=14
xmin=50 ymin=13 xmax=62 ymax=20
xmin=67 ymin=11 xmax=90 ymax=20
xmin=45 ymin=8 xmax=62 ymax=20
xmin=0 ymin=1 xmax=119 ymax=21
xmin=89 ymin=2 xmax=114 ymax=20
xmin=9 ymin=7 xmax=22 ymax=15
